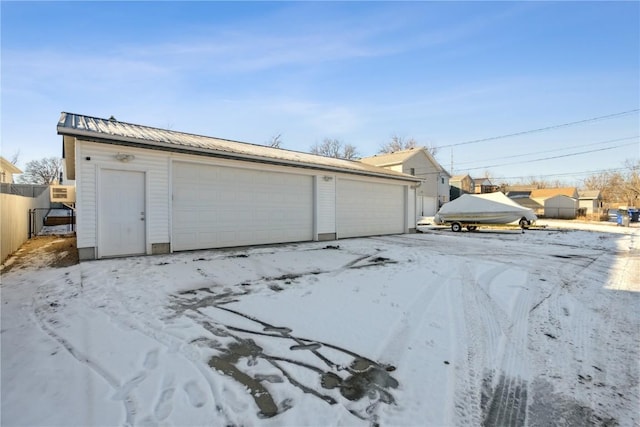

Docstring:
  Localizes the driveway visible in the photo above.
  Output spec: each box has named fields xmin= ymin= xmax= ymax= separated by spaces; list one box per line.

xmin=1 ymin=224 xmax=638 ymax=426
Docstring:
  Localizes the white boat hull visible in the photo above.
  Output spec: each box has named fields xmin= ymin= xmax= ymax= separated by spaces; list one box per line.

xmin=434 ymin=192 xmax=537 ymax=226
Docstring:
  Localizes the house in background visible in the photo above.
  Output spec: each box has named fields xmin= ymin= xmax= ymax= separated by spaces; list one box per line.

xmin=360 ymin=148 xmax=450 ymax=216
xmin=505 ymin=185 xmax=537 ymax=199
xmin=0 ymin=156 xmax=22 ymax=183
xmin=578 ymin=190 xmax=603 ymax=216
xmin=472 ymin=177 xmax=499 ymax=194
xmin=504 ymin=185 xmax=542 ymax=216
xmin=58 ymin=113 xmax=421 ymax=260
xmin=513 ymin=197 xmax=544 ymax=217
xmin=449 ymin=174 xmax=474 ymax=200
xmin=531 ymin=187 xmax=579 ymax=219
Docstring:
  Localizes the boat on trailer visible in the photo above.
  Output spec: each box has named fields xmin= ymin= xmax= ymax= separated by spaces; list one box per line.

xmin=434 ymin=192 xmax=538 ymax=232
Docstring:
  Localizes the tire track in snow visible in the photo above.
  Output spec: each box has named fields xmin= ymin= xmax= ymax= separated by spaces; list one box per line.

xmin=449 ymin=263 xmax=517 ymax=426
xmin=480 ymin=267 xmax=534 ymax=427
xmin=445 ymin=268 xmax=483 ymax=427
xmin=371 ymin=235 xmax=535 ymax=426
xmin=530 ymin=245 xmax=639 ymax=424
xmin=374 ymin=272 xmax=446 ymax=364
xmin=450 ymin=262 xmax=534 ymax=427
xmin=31 ymin=286 xmax=138 ymax=427
xmin=78 ymin=271 xmax=237 ymax=426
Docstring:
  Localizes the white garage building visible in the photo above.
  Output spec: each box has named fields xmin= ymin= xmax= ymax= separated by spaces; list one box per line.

xmin=58 ymin=113 xmax=420 ymax=260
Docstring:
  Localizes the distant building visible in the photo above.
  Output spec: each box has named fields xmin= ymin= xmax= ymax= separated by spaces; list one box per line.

xmin=531 ymin=187 xmax=579 ymax=219
xmin=0 ymin=156 xmax=22 ymax=183
xmin=578 ymin=190 xmax=603 ymax=215
xmin=472 ymin=177 xmax=499 ymax=194
xmin=361 ymin=147 xmax=450 ymax=216
xmin=505 ymin=185 xmax=538 ymax=199
xmin=449 ymin=174 xmax=474 ymax=200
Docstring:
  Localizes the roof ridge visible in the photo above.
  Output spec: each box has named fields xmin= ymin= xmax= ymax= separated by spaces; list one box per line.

xmin=59 ymin=112 xmax=363 ymax=163
xmin=57 ymin=112 xmax=420 ymax=182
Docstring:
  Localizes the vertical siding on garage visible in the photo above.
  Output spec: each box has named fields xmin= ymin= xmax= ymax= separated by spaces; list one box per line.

xmin=76 ymin=140 xmax=170 ymax=254
xmin=316 ymin=175 xmax=336 ymax=236
xmin=76 ymin=142 xmax=96 ymax=251
xmin=407 ymin=187 xmax=416 ymax=227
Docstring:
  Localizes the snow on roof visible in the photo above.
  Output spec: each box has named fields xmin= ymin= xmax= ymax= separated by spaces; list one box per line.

xmin=57 ymin=113 xmax=419 ymax=182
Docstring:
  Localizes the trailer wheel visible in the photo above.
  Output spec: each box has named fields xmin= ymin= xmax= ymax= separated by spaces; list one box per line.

xmin=451 ymin=222 xmax=462 ymax=232
xmin=519 ymin=218 xmax=530 ymax=229
xmin=467 ymin=225 xmax=478 ymax=231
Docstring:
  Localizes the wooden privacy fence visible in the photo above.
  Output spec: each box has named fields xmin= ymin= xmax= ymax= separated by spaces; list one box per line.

xmin=1 ymin=187 xmax=50 ymax=264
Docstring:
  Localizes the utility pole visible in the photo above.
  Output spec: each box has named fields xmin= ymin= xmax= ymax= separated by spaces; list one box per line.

xmin=450 ymin=148 xmax=453 ymax=175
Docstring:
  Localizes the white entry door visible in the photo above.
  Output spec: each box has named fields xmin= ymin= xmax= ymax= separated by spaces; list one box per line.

xmin=99 ymin=169 xmax=146 ymax=257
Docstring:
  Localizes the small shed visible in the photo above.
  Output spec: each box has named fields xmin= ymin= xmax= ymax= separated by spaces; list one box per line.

xmin=58 ymin=113 xmax=421 ymax=260
xmin=542 ymin=195 xmax=578 ymax=219
xmin=578 ymin=190 xmax=602 ymax=215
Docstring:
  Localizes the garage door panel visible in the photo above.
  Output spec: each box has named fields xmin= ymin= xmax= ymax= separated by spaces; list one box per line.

xmin=337 ymin=179 xmax=404 ymax=238
xmin=172 ymin=162 xmax=313 ymax=251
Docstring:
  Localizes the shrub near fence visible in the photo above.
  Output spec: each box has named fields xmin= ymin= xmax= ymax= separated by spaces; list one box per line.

xmin=1 ymin=189 xmax=50 ymax=264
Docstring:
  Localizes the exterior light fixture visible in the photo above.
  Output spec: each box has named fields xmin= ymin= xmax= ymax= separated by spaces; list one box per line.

xmin=115 ymin=153 xmax=135 ymax=162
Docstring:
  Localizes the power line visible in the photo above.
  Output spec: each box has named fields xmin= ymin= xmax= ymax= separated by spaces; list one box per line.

xmin=454 ymin=135 xmax=639 ymax=167
xmin=437 ymin=109 xmax=640 ymax=149
xmin=462 ymin=141 xmax=637 ymax=172
xmin=492 ymin=167 xmax=628 ymax=182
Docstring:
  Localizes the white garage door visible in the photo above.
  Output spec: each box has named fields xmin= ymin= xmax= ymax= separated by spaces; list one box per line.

xmin=336 ymin=179 xmax=405 ymax=238
xmin=417 ymin=196 xmax=438 ymax=217
xmin=172 ymin=162 xmax=313 ymax=251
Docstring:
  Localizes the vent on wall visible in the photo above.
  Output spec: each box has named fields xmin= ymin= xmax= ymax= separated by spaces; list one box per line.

xmin=50 ymin=185 xmax=76 ymax=203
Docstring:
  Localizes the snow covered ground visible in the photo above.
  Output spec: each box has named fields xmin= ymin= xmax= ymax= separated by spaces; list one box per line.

xmin=1 ymin=222 xmax=638 ymax=426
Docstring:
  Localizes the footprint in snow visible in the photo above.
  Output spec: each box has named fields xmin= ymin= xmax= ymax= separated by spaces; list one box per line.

xmin=144 ymin=349 xmax=159 ymax=370
xmin=184 ymin=380 xmax=207 ymax=408
xmin=154 ymin=375 xmax=176 ymax=421
xmin=154 ymin=387 xmax=175 ymax=420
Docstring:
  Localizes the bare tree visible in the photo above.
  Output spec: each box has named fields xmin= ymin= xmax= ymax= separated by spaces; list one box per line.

xmin=10 ymin=150 xmax=20 ymax=165
xmin=379 ymin=135 xmax=439 ymax=156
xmin=624 ymin=159 xmax=640 ymax=206
xmin=583 ymin=160 xmax=640 ymax=206
xmin=266 ymin=134 xmax=283 ymax=148
xmin=310 ymin=138 xmax=359 ymax=160
xmin=379 ymin=135 xmax=417 ymax=154
xmin=17 ymin=157 xmax=62 ymax=184
xmin=524 ymin=178 xmax=549 ymax=189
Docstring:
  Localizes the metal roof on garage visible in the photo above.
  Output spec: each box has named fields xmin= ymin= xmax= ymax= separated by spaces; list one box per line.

xmin=57 ymin=112 xmax=420 ymax=182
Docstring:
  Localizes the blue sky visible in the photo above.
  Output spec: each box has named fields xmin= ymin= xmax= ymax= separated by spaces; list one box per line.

xmin=2 ymin=1 xmax=638 ymax=186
